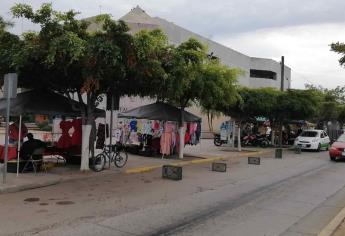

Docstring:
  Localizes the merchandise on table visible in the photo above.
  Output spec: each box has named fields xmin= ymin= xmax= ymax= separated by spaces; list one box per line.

xmin=100 ymin=118 xmax=201 ymax=157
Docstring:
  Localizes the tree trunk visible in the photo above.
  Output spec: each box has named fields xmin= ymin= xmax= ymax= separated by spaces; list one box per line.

xmin=81 ymin=123 xmax=91 ymax=171
xmin=179 ymin=107 xmax=185 ymax=159
xmin=207 ymin=111 xmax=211 ymax=132
xmin=237 ymin=121 xmax=242 ymax=152
xmin=231 ymin=120 xmax=235 ymax=148
xmin=89 ymin=120 xmax=96 ymax=158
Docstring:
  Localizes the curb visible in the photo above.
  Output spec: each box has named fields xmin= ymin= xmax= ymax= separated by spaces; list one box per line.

xmin=0 ymin=178 xmax=62 ymax=194
xmin=318 ymin=206 xmax=345 ymax=236
xmin=124 ymin=150 xmax=268 ymax=174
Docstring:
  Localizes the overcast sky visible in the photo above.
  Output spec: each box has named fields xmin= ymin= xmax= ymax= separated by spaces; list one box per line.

xmin=1 ymin=0 xmax=345 ymax=89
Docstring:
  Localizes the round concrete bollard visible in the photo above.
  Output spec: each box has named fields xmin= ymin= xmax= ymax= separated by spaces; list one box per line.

xmin=294 ymin=146 xmax=302 ymax=154
xmin=275 ymin=148 xmax=283 ymax=159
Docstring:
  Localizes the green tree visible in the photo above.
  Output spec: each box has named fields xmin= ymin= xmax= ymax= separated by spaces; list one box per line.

xmin=331 ymin=41 xmax=345 ymax=66
xmin=161 ymin=39 xmax=240 ymax=158
xmin=199 ymin=61 xmax=240 ymax=131
xmin=10 ymin=3 xmax=146 ymax=170
xmin=0 ymin=16 xmax=21 ymax=79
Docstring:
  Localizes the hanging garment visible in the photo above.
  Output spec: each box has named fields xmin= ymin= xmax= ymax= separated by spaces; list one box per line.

xmin=129 ymin=131 xmax=139 ymax=144
xmin=71 ymin=118 xmax=82 ymax=146
xmin=57 ymin=120 xmax=73 ymax=149
xmin=196 ymin=122 xmax=201 ymax=141
xmin=137 ymin=120 xmax=143 ymax=133
xmin=144 ymin=121 xmax=153 ymax=135
xmin=96 ymin=123 xmax=107 ymax=149
xmin=9 ymin=122 xmax=28 ymax=143
xmin=152 ymin=121 xmax=160 ymax=130
xmin=160 ymin=122 xmax=174 ymax=155
xmin=113 ymin=129 xmax=122 ymax=143
xmin=130 ymin=120 xmax=138 ymax=132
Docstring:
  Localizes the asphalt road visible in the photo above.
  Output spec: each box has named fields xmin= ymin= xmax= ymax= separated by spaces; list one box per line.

xmin=1 ymin=149 xmax=345 ymax=236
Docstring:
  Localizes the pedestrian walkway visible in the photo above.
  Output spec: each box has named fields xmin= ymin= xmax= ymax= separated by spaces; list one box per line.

xmin=0 ymin=139 xmax=269 ymax=194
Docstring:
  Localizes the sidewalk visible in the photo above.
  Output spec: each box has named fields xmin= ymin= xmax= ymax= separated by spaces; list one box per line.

xmin=0 ymin=139 xmax=272 ymax=194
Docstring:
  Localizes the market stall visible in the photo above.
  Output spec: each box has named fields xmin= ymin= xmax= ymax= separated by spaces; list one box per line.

xmin=118 ymin=102 xmax=201 ymax=158
xmin=0 ymin=89 xmax=105 ymax=174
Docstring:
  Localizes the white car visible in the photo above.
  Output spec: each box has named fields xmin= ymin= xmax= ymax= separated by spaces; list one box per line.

xmin=294 ymin=129 xmax=330 ymax=151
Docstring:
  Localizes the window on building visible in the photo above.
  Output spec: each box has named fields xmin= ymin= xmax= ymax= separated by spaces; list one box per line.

xmin=250 ymin=69 xmax=277 ymax=80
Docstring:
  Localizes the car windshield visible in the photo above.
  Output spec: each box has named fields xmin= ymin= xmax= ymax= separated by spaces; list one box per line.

xmin=300 ymin=131 xmax=318 ymax=137
xmin=337 ymin=134 xmax=345 ymax=142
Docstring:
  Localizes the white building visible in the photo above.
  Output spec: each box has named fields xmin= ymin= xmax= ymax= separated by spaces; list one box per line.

xmin=88 ymin=6 xmax=292 ymax=135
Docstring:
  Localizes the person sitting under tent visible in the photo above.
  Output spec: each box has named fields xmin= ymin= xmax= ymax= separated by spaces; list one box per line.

xmin=20 ymin=133 xmax=46 ymax=160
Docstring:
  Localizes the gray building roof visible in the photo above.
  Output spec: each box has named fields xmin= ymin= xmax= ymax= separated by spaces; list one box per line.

xmin=86 ymin=6 xmax=291 ymax=90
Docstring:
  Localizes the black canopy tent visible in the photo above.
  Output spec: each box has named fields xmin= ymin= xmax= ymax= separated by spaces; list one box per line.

xmin=118 ymin=102 xmax=201 ymax=122
xmin=0 ymin=89 xmax=105 ymax=175
xmin=0 ymin=89 xmax=105 ymax=117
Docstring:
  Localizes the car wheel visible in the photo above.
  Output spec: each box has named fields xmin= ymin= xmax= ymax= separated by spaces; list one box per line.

xmin=325 ymin=144 xmax=329 ymax=151
xmin=317 ymin=143 xmax=321 ymax=152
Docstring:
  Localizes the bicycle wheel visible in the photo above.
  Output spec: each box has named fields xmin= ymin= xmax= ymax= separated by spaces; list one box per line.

xmin=114 ymin=150 xmax=128 ymax=168
xmin=93 ymin=153 xmax=106 ymax=172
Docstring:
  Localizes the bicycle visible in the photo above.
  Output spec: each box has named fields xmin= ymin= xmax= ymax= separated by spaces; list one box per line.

xmin=92 ymin=143 xmax=128 ymax=172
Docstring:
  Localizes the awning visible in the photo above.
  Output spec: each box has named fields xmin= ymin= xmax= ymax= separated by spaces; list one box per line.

xmin=118 ymin=102 xmax=201 ymax=122
xmin=0 ymin=89 xmax=105 ymax=117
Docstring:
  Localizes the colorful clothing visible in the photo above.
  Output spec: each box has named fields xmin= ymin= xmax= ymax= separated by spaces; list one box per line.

xmin=160 ymin=122 xmax=175 ymax=155
xmin=57 ymin=120 xmax=72 ymax=149
xmin=9 ymin=122 xmax=28 ymax=143
xmin=130 ymin=120 xmax=137 ymax=132
xmin=71 ymin=118 xmax=82 ymax=146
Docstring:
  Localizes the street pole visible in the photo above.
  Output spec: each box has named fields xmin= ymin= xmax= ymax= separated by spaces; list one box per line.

xmin=3 ymin=89 xmax=11 ymax=183
xmin=109 ymin=94 xmax=114 ymax=168
xmin=2 ymin=73 xmax=17 ymax=183
xmin=279 ymin=56 xmax=285 ymax=148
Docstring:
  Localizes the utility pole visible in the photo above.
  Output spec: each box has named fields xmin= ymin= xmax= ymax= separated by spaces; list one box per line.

xmin=279 ymin=56 xmax=285 ymax=148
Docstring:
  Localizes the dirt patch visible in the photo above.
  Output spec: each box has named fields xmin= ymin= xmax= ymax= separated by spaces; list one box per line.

xmin=24 ymin=197 xmax=40 ymax=202
xmin=56 ymin=201 xmax=75 ymax=205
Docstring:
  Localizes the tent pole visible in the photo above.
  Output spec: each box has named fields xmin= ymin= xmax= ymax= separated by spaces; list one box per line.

xmin=2 ymin=91 xmax=11 ymax=183
xmin=16 ymin=115 xmax=22 ymax=177
xmin=109 ymin=95 xmax=114 ymax=168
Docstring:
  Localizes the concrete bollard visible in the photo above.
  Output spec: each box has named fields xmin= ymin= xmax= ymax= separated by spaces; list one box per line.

xmin=162 ymin=165 xmax=182 ymax=181
xmin=275 ymin=148 xmax=283 ymax=159
xmin=294 ymin=146 xmax=302 ymax=154
xmin=212 ymin=162 xmax=227 ymax=172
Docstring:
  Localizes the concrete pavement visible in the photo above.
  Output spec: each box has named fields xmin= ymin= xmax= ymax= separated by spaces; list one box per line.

xmin=0 ymin=139 xmax=266 ymax=194
xmin=1 ymin=148 xmax=344 ymax=235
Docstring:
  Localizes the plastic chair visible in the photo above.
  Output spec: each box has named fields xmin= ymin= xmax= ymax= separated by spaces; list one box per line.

xmin=22 ymin=148 xmax=45 ymax=173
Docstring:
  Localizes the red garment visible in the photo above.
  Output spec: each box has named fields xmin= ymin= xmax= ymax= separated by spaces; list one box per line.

xmin=71 ymin=118 xmax=82 ymax=146
xmin=57 ymin=120 xmax=72 ymax=149
xmin=9 ymin=122 xmax=28 ymax=141
xmin=184 ymin=132 xmax=191 ymax=144
xmin=0 ymin=145 xmax=17 ymax=161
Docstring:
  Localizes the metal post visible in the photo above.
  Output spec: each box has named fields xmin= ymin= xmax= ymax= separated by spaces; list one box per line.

xmin=280 ymin=56 xmax=285 ymax=91
xmin=16 ymin=115 xmax=22 ymax=176
xmin=279 ymin=56 xmax=285 ymax=148
xmin=3 ymin=93 xmax=10 ymax=183
xmin=109 ymin=95 xmax=114 ymax=168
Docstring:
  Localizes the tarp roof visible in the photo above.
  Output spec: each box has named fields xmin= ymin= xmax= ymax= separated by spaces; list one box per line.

xmin=0 ymin=89 xmax=105 ymax=117
xmin=118 ymin=102 xmax=201 ymax=122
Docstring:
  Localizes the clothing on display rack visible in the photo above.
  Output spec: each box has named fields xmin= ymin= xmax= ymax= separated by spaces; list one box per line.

xmin=71 ymin=118 xmax=82 ymax=146
xmin=114 ymin=118 xmax=200 ymax=157
xmin=96 ymin=123 xmax=109 ymax=149
xmin=57 ymin=119 xmax=72 ymax=149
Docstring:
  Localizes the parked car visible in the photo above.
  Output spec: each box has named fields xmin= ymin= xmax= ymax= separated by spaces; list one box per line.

xmin=329 ymin=133 xmax=345 ymax=161
xmin=294 ymin=130 xmax=330 ymax=151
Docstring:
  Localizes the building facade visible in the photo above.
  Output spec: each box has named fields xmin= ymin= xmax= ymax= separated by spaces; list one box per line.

xmin=88 ymin=6 xmax=292 ymax=134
